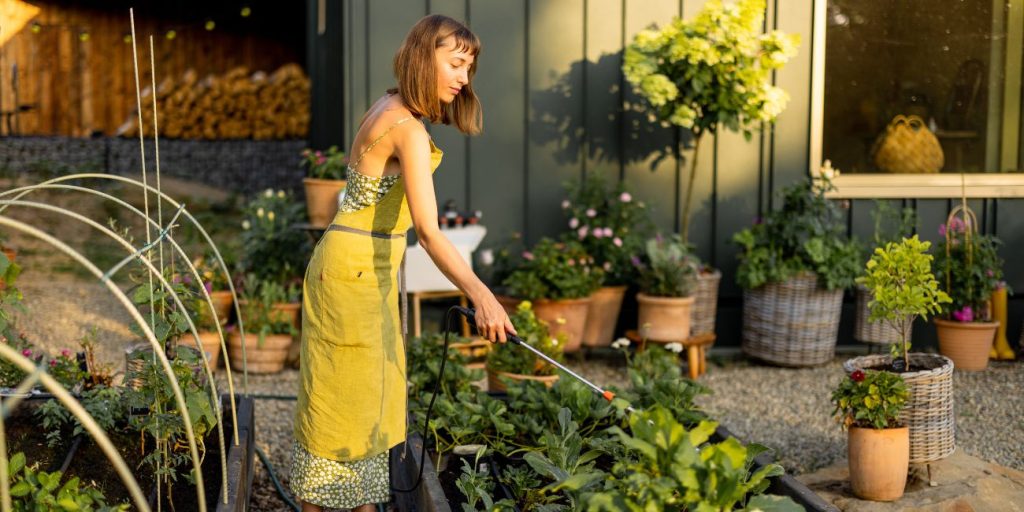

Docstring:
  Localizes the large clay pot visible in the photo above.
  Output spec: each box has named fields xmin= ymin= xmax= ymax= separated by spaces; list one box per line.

xmin=637 ymin=293 xmax=695 ymax=342
xmin=495 ymin=295 xmax=591 ymax=353
xmin=848 ymin=426 xmax=909 ymax=501
xmin=199 ymin=290 xmax=234 ymax=327
xmin=227 ymin=332 xmax=293 ymax=374
xmin=303 ymin=178 xmax=347 ymax=227
xmin=194 ymin=331 xmax=223 ymax=369
xmin=934 ymin=317 xmax=997 ymax=371
xmin=486 ymin=367 xmax=559 ymax=393
xmin=582 ymin=286 xmax=627 ymax=347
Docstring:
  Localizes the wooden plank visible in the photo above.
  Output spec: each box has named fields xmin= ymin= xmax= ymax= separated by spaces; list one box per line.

xmin=584 ymin=0 xmax=623 ymax=184
xmin=429 ymin=0 xmax=470 ymax=214
xmin=468 ymin=0 xmax=526 ymax=248
xmin=526 ymin=0 xmax=584 ymax=241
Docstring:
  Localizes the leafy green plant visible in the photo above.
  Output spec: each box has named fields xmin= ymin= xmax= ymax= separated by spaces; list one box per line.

xmin=623 ymin=0 xmax=799 ymax=243
xmin=238 ymin=274 xmax=299 ymax=347
xmin=0 ymin=251 xmax=26 ymax=343
xmin=831 ymin=369 xmax=909 ymax=430
xmin=126 ymin=263 xmax=200 ymax=349
xmin=238 ymin=189 xmax=311 ymax=286
xmin=454 ymin=447 xmax=516 ymax=511
xmin=503 ymin=238 xmax=604 ymax=300
xmin=47 ymin=348 xmax=85 ymax=390
xmin=634 ymin=234 xmax=699 ymax=297
xmin=559 ymin=176 xmax=653 ymax=285
xmin=933 ymin=217 xmax=1006 ymax=322
xmin=0 ymin=335 xmax=39 ymax=388
xmin=36 ymin=385 xmax=127 ymax=449
xmin=6 ymin=452 xmax=129 ymax=511
xmin=522 ymin=408 xmax=605 ymax=509
xmin=486 ymin=301 xmax=565 ymax=376
xmin=301 ymin=146 xmax=347 ymax=180
xmin=857 ymin=236 xmax=951 ymax=367
xmin=733 ymin=176 xmax=861 ymax=291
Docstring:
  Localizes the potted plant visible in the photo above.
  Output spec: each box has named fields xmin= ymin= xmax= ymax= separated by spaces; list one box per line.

xmin=845 ymin=235 xmax=956 ymax=465
xmin=932 ymin=206 xmax=1006 ymax=371
xmin=733 ymin=176 xmax=861 ymax=366
xmin=485 ymin=301 xmax=565 ymax=392
xmin=228 ymin=275 xmax=297 ymax=374
xmin=301 ymin=146 xmax=347 ymax=227
xmin=194 ymin=249 xmax=235 ymax=328
xmin=559 ymin=175 xmax=653 ymax=347
xmin=831 ymin=369 xmax=910 ymax=501
xmin=633 ymin=234 xmax=699 ymax=343
xmin=855 ymin=201 xmax=917 ymax=345
xmin=501 ymin=238 xmax=604 ymax=352
xmin=622 ymin=0 xmax=799 ymax=337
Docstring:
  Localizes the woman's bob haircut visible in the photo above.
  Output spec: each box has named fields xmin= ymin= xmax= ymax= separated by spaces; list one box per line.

xmin=392 ymin=14 xmax=482 ymax=135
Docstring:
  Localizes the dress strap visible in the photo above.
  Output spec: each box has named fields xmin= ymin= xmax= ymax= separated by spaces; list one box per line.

xmin=348 ymin=116 xmax=417 ymax=172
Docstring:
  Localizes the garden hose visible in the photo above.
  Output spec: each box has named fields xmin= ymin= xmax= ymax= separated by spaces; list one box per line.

xmin=255 ymin=444 xmax=301 ymax=512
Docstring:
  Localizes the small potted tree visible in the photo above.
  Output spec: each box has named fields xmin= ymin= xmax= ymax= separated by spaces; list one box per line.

xmin=501 ymin=238 xmax=604 ymax=352
xmin=301 ymin=146 xmax=347 ymax=227
xmin=485 ymin=301 xmax=565 ymax=392
xmin=932 ymin=206 xmax=1006 ymax=371
xmin=855 ymin=201 xmax=916 ymax=345
xmin=634 ymin=234 xmax=699 ymax=343
xmin=831 ymin=369 xmax=910 ymax=501
xmin=560 ymin=176 xmax=652 ymax=347
xmin=845 ymin=235 xmax=956 ymax=465
xmin=227 ymin=275 xmax=297 ymax=374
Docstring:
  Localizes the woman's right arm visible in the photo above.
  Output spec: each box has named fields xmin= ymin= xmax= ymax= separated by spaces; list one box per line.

xmin=394 ymin=124 xmax=516 ymax=342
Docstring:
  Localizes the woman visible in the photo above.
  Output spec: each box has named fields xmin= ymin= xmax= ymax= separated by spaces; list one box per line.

xmin=290 ymin=15 xmax=515 ymax=512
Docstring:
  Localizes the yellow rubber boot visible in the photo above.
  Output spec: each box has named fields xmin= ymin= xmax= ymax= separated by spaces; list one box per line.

xmin=990 ymin=287 xmax=1016 ymax=360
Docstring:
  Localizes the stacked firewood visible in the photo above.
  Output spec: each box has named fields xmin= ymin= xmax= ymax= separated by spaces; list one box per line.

xmin=117 ymin=63 xmax=310 ymax=140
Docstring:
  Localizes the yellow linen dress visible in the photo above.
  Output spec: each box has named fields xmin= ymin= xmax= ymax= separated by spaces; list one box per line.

xmin=291 ymin=117 xmax=442 ymax=508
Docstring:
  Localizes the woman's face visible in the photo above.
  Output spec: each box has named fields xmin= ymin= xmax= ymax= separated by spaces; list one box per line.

xmin=435 ymin=35 xmax=474 ymax=104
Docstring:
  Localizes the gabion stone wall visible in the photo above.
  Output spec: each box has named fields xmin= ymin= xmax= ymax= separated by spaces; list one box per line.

xmin=0 ymin=136 xmax=307 ymax=197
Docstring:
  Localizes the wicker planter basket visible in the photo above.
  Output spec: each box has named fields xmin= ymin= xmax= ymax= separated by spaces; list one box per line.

xmin=691 ymin=269 xmax=722 ymax=336
xmin=742 ymin=273 xmax=843 ymax=367
xmin=843 ymin=353 xmax=955 ymax=463
xmin=854 ymin=284 xmax=908 ymax=345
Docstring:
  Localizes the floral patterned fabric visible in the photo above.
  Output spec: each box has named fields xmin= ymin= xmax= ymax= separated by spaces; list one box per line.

xmin=289 ymin=441 xmax=390 ymax=508
xmin=339 ymin=167 xmax=400 ymax=214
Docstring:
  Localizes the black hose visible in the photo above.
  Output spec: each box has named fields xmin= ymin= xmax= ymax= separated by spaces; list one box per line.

xmin=256 ymin=445 xmax=300 ymax=512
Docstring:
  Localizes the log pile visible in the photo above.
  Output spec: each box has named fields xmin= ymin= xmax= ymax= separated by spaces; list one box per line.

xmin=117 ymin=63 xmax=310 ymax=140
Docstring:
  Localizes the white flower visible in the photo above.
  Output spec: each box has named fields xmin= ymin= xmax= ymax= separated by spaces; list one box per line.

xmin=561 ymin=199 xmax=571 ymax=209
xmin=619 ymin=192 xmax=632 ymax=203
xmin=256 ymin=207 xmax=264 ymax=218
xmin=479 ymin=249 xmax=495 ymax=266
xmin=665 ymin=342 xmax=684 ymax=354
xmin=241 ymin=220 xmax=251 ymax=230
xmin=264 ymin=188 xmax=273 ymax=198
xmin=569 ymin=218 xmax=579 ymax=229
xmin=277 ymin=190 xmax=286 ymax=198
xmin=603 ymin=227 xmax=613 ymax=237
xmin=550 ymin=337 xmax=559 ymax=346
xmin=611 ymin=337 xmax=631 ymax=350
xmin=267 ymin=211 xmax=275 ymax=222
xmin=586 ymin=208 xmax=597 ymax=218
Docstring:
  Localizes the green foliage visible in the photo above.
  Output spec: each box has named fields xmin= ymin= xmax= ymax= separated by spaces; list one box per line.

xmin=486 ymin=301 xmax=565 ymax=376
xmin=126 ymin=264 xmax=200 ymax=347
xmin=559 ymin=176 xmax=654 ymax=285
xmin=933 ymin=219 xmax=1006 ymax=321
xmin=0 ymin=251 xmax=25 ymax=341
xmin=47 ymin=349 xmax=86 ymax=390
xmin=870 ymin=201 xmax=916 ymax=250
xmin=237 ymin=274 xmax=298 ymax=346
xmin=503 ymin=238 xmax=604 ymax=300
xmin=620 ymin=345 xmax=710 ymax=426
xmin=6 ymin=452 xmax=129 ymax=512
xmin=622 ymin=0 xmax=799 ymax=138
xmin=831 ymin=370 xmax=909 ymax=430
xmin=857 ymin=236 xmax=951 ymax=363
xmin=635 ymin=234 xmax=699 ymax=297
xmin=36 ymin=386 xmax=127 ymax=449
xmin=238 ymin=189 xmax=311 ymax=286
xmin=301 ymin=146 xmax=347 ymax=180
xmin=0 ymin=334 xmax=38 ymax=388
xmin=734 ymin=177 xmax=861 ymax=291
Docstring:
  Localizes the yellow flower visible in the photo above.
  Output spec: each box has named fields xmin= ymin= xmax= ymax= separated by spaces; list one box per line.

xmin=267 ymin=211 xmax=275 ymax=222
xmin=256 ymin=208 xmax=264 ymax=218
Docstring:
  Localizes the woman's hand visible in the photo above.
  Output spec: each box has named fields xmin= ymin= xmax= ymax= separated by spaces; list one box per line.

xmin=473 ymin=292 xmax=517 ymax=343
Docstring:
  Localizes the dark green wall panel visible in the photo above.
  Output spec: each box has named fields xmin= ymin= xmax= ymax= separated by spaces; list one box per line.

xmin=584 ymin=0 xmax=625 ymax=184
xmin=428 ymin=0 xmax=470 ymax=212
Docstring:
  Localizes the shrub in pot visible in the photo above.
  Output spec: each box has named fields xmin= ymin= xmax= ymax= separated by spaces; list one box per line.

xmin=501 ymin=238 xmax=604 ymax=352
xmin=733 ymin=176 xmax=861 ymax=366
xmin=847 ymin=235 xmax=956 ymax=464
xmin=485 ymin=301 xmax=566 ymax=392
xmin=831 ymin=369 xmax=910 ymax=501
xmin=300 ymin=146 xmax=348 ymax=227
xmin=932 ymin=207 xmax=1007 ymax=371
xmin=229 ymin=276 xmax=298 ymax=374
xmin=633 ymin=234 xmax=699 ymax=343
xmin=559 ymin=175 xmax=652 ymax=347
xmin=238 ymin=189 xmax=308 ymax=322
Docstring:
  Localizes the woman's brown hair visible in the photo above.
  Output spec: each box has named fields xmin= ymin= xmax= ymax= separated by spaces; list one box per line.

xmin=393 ymin=15 xmax=482 ymax=135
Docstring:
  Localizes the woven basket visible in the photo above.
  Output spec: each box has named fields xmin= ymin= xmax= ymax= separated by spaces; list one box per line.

xmin=843 ymin=353 xmax=955 ymax=463
xmin=872 ymin=114 xmax=944 ymax=174
xmin=124 ymin=342 xmax=207 ymax=390
xmin=690 ymin=269 xmax=721 ymax=336
xmin=854 ymin=284 xmax=910 ymax=345
xmin=742 ymin=273 xmax=843 ymax=367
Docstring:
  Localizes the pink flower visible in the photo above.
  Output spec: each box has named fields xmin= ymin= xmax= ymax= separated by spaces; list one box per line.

xmin=986 ymin=269 xmax=994 ymax=277
xmin=61 ymin=349 xmax=71 ymax=358
xmin=317 ymin=156 xmax=327 ymax=165
xmin=577 ymin=226 xmax=589 ymax=239
xmin=586 ymin=208 xmax=597 ymax=218
xmin=603 ymin=261 xmax=612 ymax=271
xmin=567 ymin=259 xmax=576 ymax=266
xmin=314 ymin=150 xmax=323 ymax=158
xmin=522 ymin=251 xmax=535 ymax=261
xmin=204 ymin=281 xmax=213 ymax=293
xmin=938 ymin=223 xmax=947 ymax=237
xmin=49 ymin=359 xmax=57 ymax=367
xmin=569 ymin=218 xmax=579 ymax=229
xmin=21 ymin=349 xmax=31 ymax=357
xmin=603 ymin=227 xmax=613 ymax=237
xmin=593 ymin=227 xmax=605 ymax=239
xmin=561 ymin=200 xmax=571 ymax=209
xmin=613 ymin=237 xmax=623 ymax=247
xmin=952 ymin=306 xmax=974 ymax=323
xmin=619 ymin=192 xmax=632 ymax=203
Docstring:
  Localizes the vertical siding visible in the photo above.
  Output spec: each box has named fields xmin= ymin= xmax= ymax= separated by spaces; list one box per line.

xmin=428 ymin=0 xmax=470 ymax=211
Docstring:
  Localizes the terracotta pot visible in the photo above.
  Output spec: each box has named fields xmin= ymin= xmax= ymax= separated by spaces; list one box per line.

xmin=227 ymin=332 xmax=293 ymax=374
xmin=486 ymin=367 xmax=559 ymax=393
xmin=848 ymin=426 xmax=909 ymax=501
xmin=495 ymin=295 xmax=521 ymax=315
xmin=194 ymin=331 xmax=223 ymax=370
xmin=532 ymin=297 xmax=591 ymax=353
xmin=1 ymin=247 xmax=16 ymax=263
xmin=637 ymin=293 xmax=695 ymax=342
xmin=582 ymin=286 xmax=627 ymax=347
xmin=271 ymin=302 xmax=301 ymax=328
xmin=934 ymin=317 xmax=997 ymax=371
xmin=199 ymin=290 xmax=234 ymax=327
xmin=303 ymin=178 xmax=347 ymax=227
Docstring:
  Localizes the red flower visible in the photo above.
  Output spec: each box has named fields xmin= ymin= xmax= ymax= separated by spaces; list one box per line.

xmin=850 ymin=369 xmax=865 ymax=382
